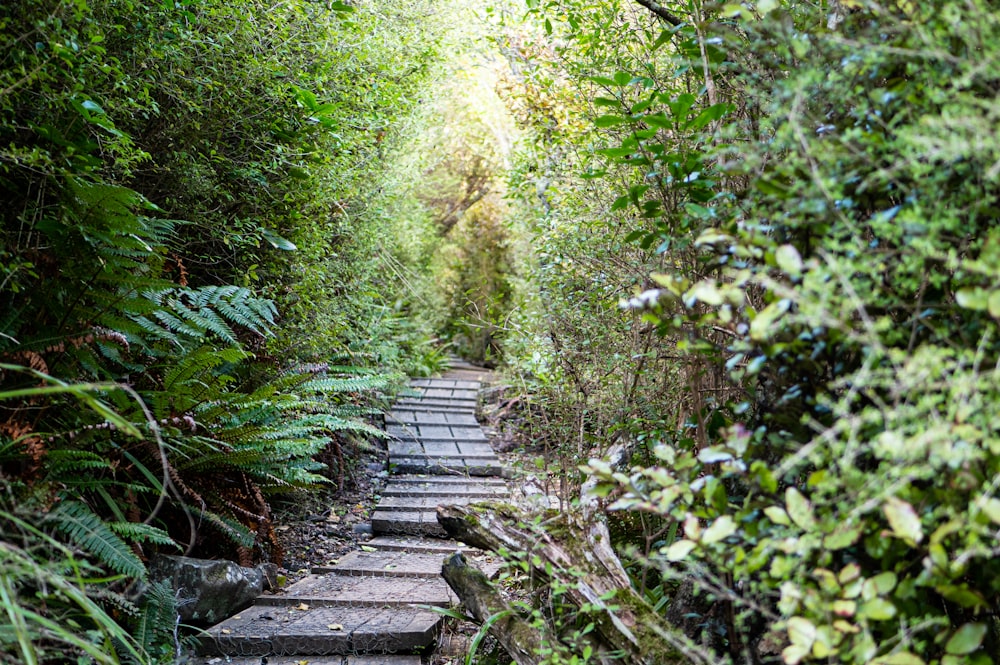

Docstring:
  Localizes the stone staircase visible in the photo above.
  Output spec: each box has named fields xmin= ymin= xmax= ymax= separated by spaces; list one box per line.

xmin=199 ymin=361 xmax=506 ymax=664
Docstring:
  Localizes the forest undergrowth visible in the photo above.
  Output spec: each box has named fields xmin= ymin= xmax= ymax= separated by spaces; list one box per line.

xmin=3 ymin=0 xmax=1000 ymax=664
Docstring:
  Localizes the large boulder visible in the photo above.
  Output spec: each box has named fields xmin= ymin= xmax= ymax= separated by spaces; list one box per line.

xmin=149 ymin=555 xmax=278 ymax=626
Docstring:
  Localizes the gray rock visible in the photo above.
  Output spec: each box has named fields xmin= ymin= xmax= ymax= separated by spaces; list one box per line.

xmin=149 ymin=554 xmax=278 ymax=626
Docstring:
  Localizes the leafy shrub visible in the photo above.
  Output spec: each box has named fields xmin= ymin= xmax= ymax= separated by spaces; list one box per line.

xmin=582 ymin=1 xmax=1000 ymax=663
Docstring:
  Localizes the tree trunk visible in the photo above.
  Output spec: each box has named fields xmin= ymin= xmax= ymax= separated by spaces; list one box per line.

xmin=437 ymin=503 xmax=687 ymax=665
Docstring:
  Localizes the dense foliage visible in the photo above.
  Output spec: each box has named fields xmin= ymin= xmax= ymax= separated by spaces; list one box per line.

xmin=495 ymin=0 xmax=1000 ymax=663
xmin=0 ymin=0 xmax=449 ymax=660
xmin=5 ymin=0 xmax=999 ymax=662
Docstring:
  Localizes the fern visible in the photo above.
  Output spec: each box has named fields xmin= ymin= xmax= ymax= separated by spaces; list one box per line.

xmin=44 ymin=501 xmax=146 ymax=580
xmin=298 ymin=375 xmax=392 ymax=393
xmin=162 ymin=346 xmax=248 ymax=392
xmin=200 ymin=511 xmax=255 ymax=549
xmin=108 ymin=522 xmax=177 ymax=548
xmin=127 ymin=579 xmax=178 ymax=665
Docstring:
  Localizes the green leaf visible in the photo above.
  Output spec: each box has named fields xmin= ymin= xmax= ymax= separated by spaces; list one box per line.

xmin=956 ymin=287 xmax=989 ymax=311
xmin=775 ymin=245 xmax=803 ymax=276
xmin=787 ymin=617 xmax=816 ymax=648
xmin=702 ymin=515 xmax=737 ymax=544
xmin=261 ymin=228 xmax=297 ymax=251
xmin=685 ymin=282 xmax=726 ymax=307
xmin=688 ymin=103 xmax=732 ymax=130
xmin=611 ymin=195 xmax=631 ymax=211
xmin=613 ymin=71 xmax=632 ymax=86
xmin=859 ymin=598 xmax=897 ymax=620
xmin=593 ymin=97 xmax=621 ymax=108
xmin=664 ymin=538 xmax=696 ymax=561
xmin=756 ymin=178 xmax=791 ymax=198
xmin=883 ymin=497 xmax=923 ymax=545
xmin=588 ymin=75 xmax=618 ymax=87
xmin=595 ymin=114 xmax=627 ymax=128
xmin=945 ymin=623 xmax=986 ymax=655
xmin=980 ymin=497 xmax=1000 ymax=524
xmin=785 ymin=487 xmax=816 ymax=530
xmin=667 ymin=93 xmax=696 ymax=120
xmin=872 ymin=653 xmax=926 ymax=665
xmin=750 ymin=299 xmax=792 ymax=341
xmin=988 ymin=290 xmax=1000 ymax=318
xmin=764 ymin=506 xmax=790 ymax=526
xmin=824 ymin=523 xmax=862 ymax=550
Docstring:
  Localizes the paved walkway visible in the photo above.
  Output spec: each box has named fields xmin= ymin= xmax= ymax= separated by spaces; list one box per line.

xmin=199 ymin=360 xmax=506 ymax=664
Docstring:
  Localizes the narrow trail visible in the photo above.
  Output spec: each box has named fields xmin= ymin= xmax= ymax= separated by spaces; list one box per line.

xmin=199 ymin=360 xmax=508 ymax=664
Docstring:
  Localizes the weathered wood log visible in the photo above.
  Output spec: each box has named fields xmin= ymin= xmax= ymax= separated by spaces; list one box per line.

xmin=437 ymin=503 xmax=686 ymax=665
xmin=440 ymin=551 xmax=543 ymax=665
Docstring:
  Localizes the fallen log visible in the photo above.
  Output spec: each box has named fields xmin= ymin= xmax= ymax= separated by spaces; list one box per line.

xmin=440 ymin=551 xmax=544 ymax=665
xmin=437 ymin=503 xmax=687 ymax=665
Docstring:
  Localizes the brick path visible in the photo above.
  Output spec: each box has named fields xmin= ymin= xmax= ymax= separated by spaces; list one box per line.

xmin=199 ymin=360 xmax=506 ymax=664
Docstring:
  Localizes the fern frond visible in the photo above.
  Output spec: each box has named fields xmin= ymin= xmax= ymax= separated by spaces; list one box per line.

xmin=305 ymin=414 xmax=387 ymax=438
xmin=298 ymin=375 xmax=392 ymax=394
xmin=45 ymin=501 xmax=146 ymax=580
xmin=108 ymin=522 xmax=177 ymax=548
xmin=131 ymin=579 xmax=177 ymax=660
xmin=162 ymin=347 xmax=249 ymax=392
xmin=201 ymin=511 xmax=255 ymax=549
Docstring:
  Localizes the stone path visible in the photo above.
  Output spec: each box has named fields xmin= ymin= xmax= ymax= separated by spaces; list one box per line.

xmin=199 ymin=360 xmax=506 ymax=664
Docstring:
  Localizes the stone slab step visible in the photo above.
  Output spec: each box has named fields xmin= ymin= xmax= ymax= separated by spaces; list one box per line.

xmin=410 ymin=378 xmax=481 ymax=390
xmin=410 ymin=387 xmax=479 ymax=400
xmin=388 ymin=410 xmax=480 ymax=426
xmin=390 ymin=405 xmax=478 ymax=418
xmin=202 ymin=605 xmax=440 ymax=656
xmin=388 ymin=474 xmax=507 ymax=486
xmin=387 ymin=443 xmax=497 ymax=460
xmin=258 ymin=573 xmax=457 ymax=608
xmin=387 ymin=424 xmax=488 ymax=442
xmin=199 ymin=656 xmax=422 ymax=665
xmin=376 ymin=496 xmax=486 ymax=512
xmin=388 ymin=456 xmax=505 ymax=477
xmin=382 ymin=482 xmax=508 ymax=498
xmin=312 ymin=550 xmax=445 ymax=577
xmin=365 ymin=536 xmax=467 ymax=554
xmin=393 ymin=398 xmax=477 ymax=411
xmin=370 ymin=510 xmax=446 ymax=537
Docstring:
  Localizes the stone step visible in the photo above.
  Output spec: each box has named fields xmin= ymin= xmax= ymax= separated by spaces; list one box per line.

xmin=408 ymin=387 xmax=479 ymax=400
xmin=388 ymin=474 xmax=507 ymax=487
xmin=199 ymin=656 xmax=422 ymax=665
xmin=393 ymin=398 xmax=477 ymax=412
xmin=258 ymin=573 xmax=457 ymax=608
xmin=376 ymin=495 xmax=485 ymax=512
xmin=387 ymin=410 xmax=480 ymax=426
xmin=390 ymin=405 xmax=478 ymax=418
xmin=201 ymin=605 xmax=440 ymax=656
xmin=382 ymin=482 xmax=508 ymax=498
xmin=410 ymin=378 xmax=481 ymax=390
xmin=387 ymin=424 xmax=488 ymax=442
xmin=312 ymin=550 xmax=445 ymax=577
xmin=370 ymin=509 xmax=445 ymax=537
xmin=365 ymin=536 xmax=467 ymax=554
xmin=388 ymin=456 xmax=505 ymax=477
xmin=387 ymin=443 xmax=497 ymax=460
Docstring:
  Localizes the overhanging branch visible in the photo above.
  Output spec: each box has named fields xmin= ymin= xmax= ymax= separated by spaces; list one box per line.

xmin=633 ymin=0 xmax=683 ymax=27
